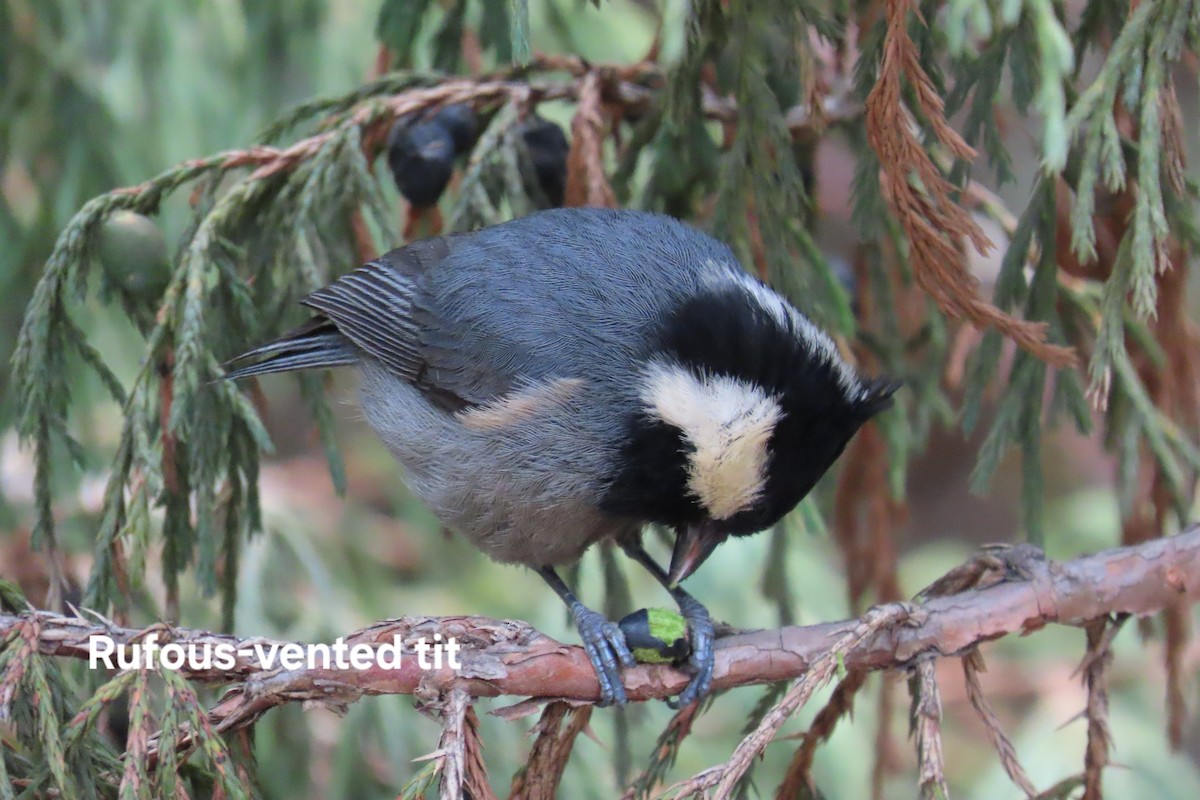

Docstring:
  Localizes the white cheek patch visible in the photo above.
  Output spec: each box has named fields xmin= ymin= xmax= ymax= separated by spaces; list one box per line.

xmin=641 ymin=362 xmax=782 ymax=520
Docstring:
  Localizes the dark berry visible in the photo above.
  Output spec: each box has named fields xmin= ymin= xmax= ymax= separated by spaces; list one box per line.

xmin=387 ymin=118 xmax=457 ymax=208
xmin=519 ymin=115 xmax=570 ymax=207
xmin=432 ymin=104 xmax=479 ymax=154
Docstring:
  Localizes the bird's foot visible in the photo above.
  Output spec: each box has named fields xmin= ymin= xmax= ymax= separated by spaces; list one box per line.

xmin=669 ymin=593 xmax=715 ymax=709
xmin=570 ymin=602 xmax=636 ymax=706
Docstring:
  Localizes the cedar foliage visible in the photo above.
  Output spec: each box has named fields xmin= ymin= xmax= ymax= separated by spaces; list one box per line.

xmin=4 ymin=0 xmax=1200 ymax=798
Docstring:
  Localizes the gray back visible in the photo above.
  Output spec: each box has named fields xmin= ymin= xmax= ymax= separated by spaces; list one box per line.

xmin=416 ymin=208 xmax=741 ymax=402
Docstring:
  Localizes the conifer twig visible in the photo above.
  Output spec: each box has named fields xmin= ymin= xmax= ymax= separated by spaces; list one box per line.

xmin=0 ymin=526 xmax=1196 ymax=794
xmin=667 ymin=603 xmax=914 ymax=799
xmin=0 ymin=527 xmax=1195 ymax=725
xmin=865 ymin=0 xmax=1076 ymax=367
xmin=911 ymin=657 xmax=948 ymax=800
xmin=961 ymin=649 xmax=1037 ymax=798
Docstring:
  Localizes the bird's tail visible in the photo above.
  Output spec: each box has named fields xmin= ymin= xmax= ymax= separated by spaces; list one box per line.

xmin=222 ymin=317 xmax=359 ymax=380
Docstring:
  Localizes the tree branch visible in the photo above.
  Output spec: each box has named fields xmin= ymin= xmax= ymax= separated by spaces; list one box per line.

xmin=3 ymin=526 xmax=1197 ymax=739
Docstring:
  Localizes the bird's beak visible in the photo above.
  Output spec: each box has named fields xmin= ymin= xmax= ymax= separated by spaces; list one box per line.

xmin=668 ymin=521 xmax=728 ymax=586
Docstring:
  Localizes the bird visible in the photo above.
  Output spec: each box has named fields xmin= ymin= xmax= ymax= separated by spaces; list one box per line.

xmin=223 ymin=208 xmax=897 ymax=707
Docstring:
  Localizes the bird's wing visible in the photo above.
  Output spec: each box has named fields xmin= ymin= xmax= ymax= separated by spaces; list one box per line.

xmin=301 ymin=235 xmax=512 ymax=411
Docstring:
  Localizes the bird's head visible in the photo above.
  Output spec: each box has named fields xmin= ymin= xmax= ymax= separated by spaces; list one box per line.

xmin=602 ymin=271 xmax=898 ymax=584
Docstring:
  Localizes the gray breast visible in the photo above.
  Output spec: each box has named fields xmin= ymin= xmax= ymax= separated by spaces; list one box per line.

xmin=356 ymin=359 xmax=638 ymax=566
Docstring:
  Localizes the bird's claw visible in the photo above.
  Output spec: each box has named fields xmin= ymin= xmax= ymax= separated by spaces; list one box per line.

xmin=571 ymin=603 xmax=636 ymax=706
xmin=669 ymin=594 xmax=715 ymax=709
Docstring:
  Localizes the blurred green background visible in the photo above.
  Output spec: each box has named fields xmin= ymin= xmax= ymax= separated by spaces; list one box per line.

xmin=2 ymin=1 xmax=1199 ymax=798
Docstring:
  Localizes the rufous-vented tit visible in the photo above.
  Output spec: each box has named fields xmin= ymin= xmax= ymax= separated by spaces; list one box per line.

xmin=225 ymin=208 xmax=897 ymax=706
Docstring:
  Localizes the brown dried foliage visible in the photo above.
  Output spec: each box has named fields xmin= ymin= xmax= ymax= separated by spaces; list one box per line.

xmin=510 ymin=701 xmax=592 ymax=800
xmin=620 ymin=701 xmax=702 ymax=800
xmin=961 ymin=650 xmax=1037 ymax=798
xmin=776 ymin=668 xmax=869 ymax=799
xmin=436 ymin=688 xmax=497 ymax=800
xmin=1160 ymin=82 xmax=1187 ymax=198
xmin=834 ymin=424 xmax=905 ymax=613
xmin=463 ymin=705 xmax=495 ymax=799
xmin=669 ymin=604 xmax=913 ymax=799
xmin=840 ymin=232 xmax=918 ymax=800
xmin=1080 ymin=617 xmax=1117 ymax=800
xmin=864 ymin=0 xmax=1074 ymax=367
xmin=1162 ymin=599 xmax=1190 ymax=748
xmin=836 ymin=246 xmax=913 ymax=614
xmin=564 ymin=70 xmax=617 ymax=208
xmin=349 ymin=207 xmax=378 ymax=262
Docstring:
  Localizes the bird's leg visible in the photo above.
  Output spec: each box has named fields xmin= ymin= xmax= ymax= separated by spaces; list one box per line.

xmin=618 ymin=539 xmax=715 ymax=709
xmin=536 ymin=566 xmax=635 ymax=706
